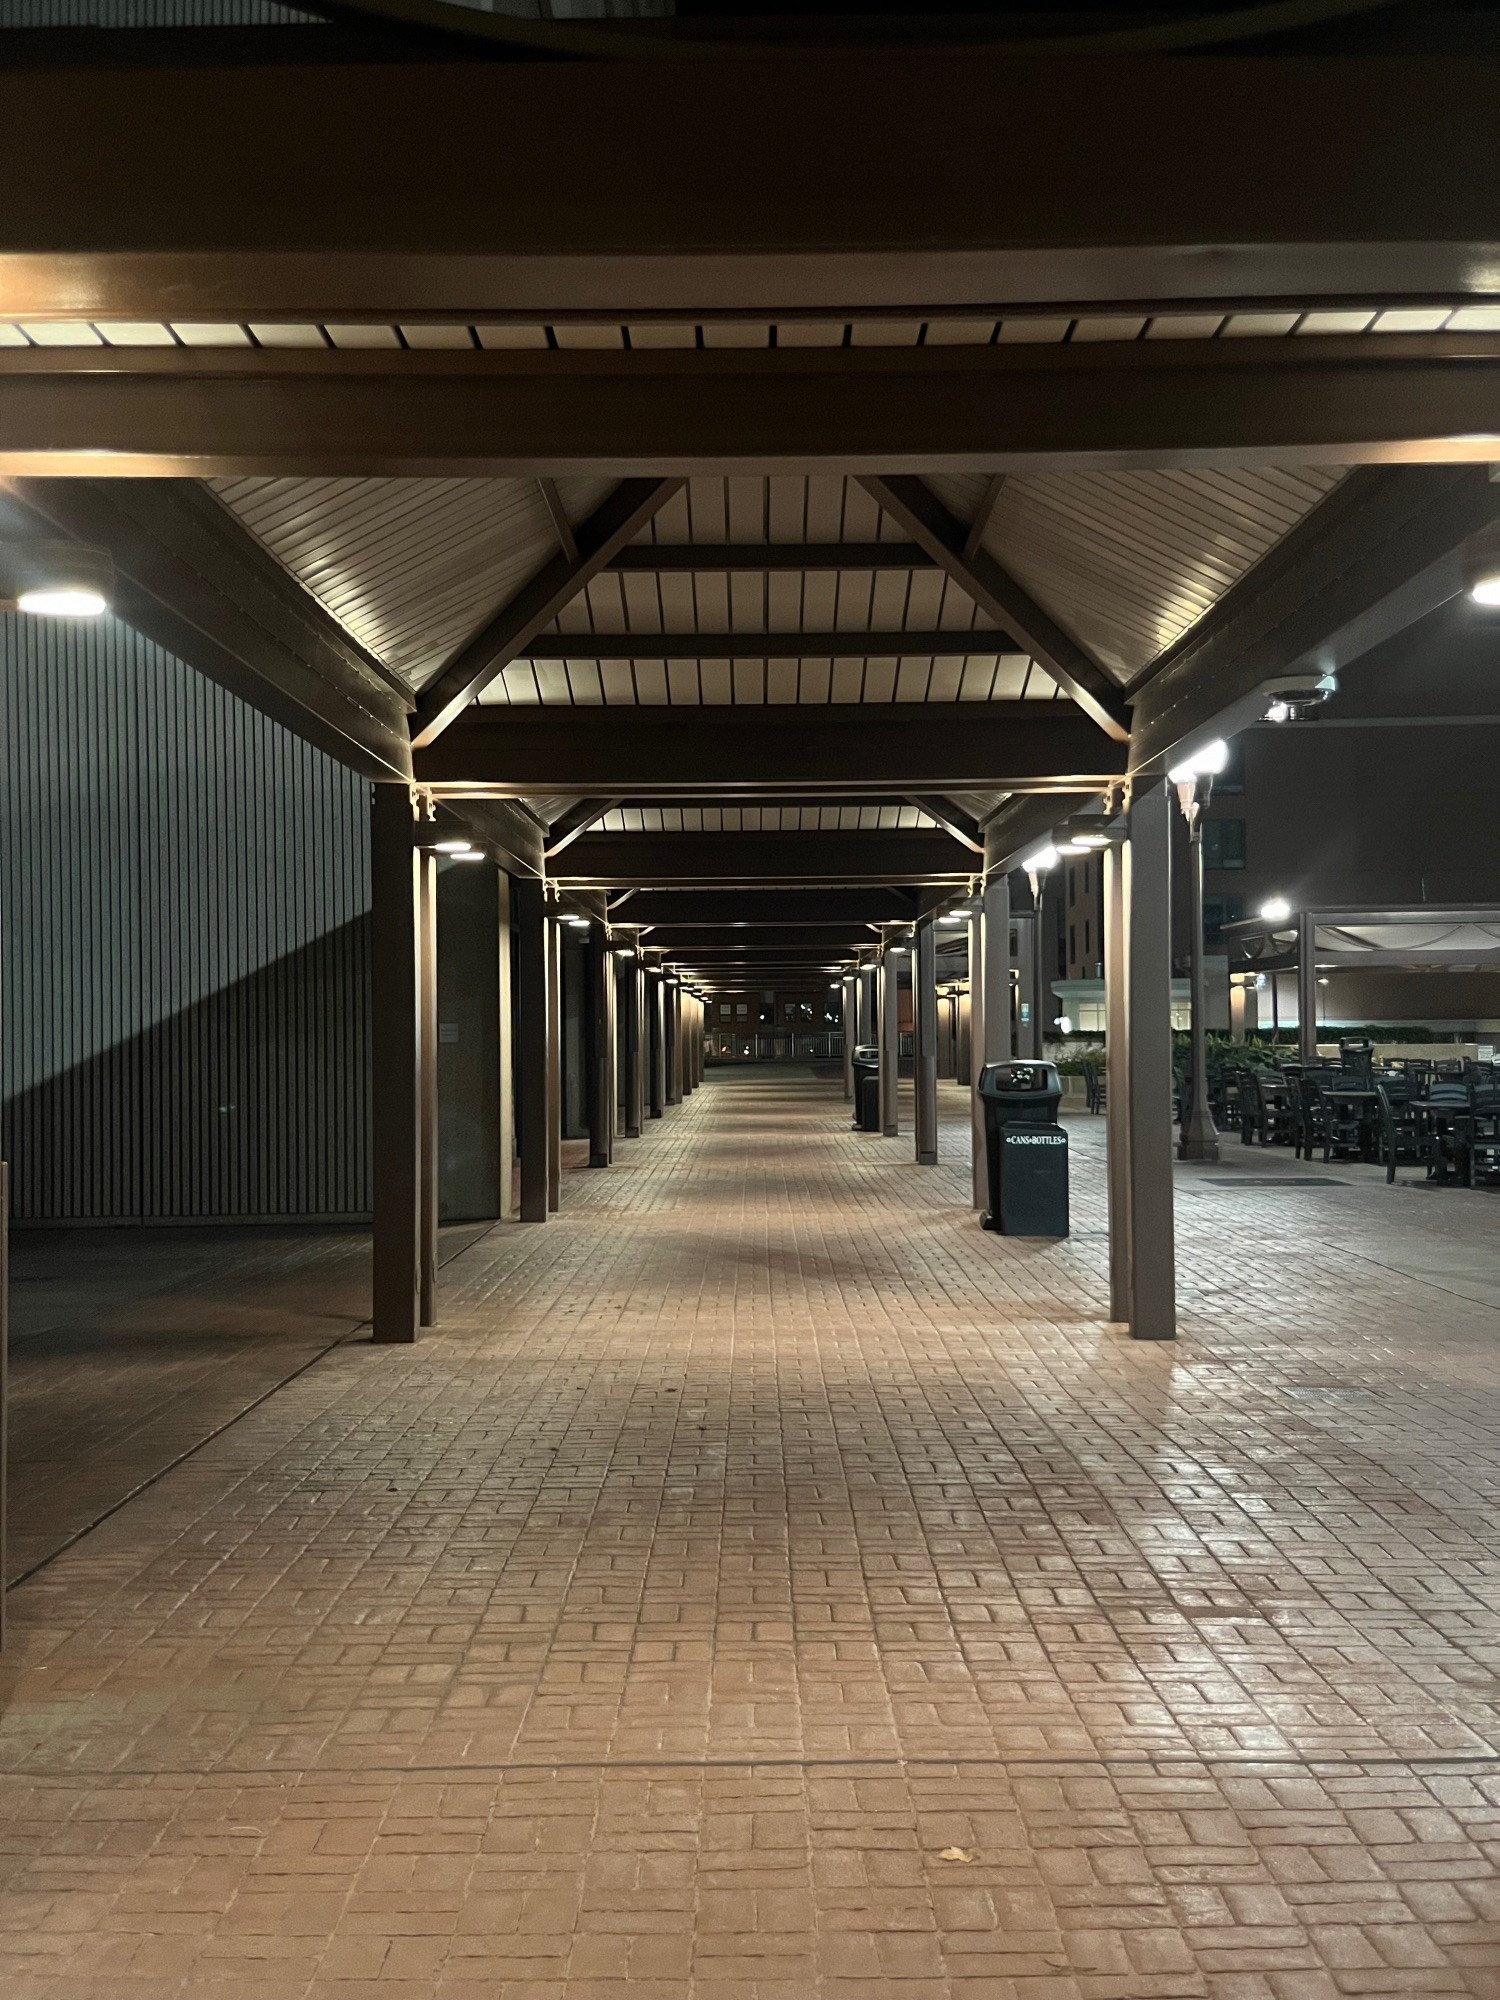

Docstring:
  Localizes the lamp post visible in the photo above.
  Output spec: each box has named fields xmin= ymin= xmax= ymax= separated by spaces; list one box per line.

xmin=1167 ymin=740 xmax=1229 ymax=1164
xmin=1020 ymin=843 xmax=1058 ymax=1056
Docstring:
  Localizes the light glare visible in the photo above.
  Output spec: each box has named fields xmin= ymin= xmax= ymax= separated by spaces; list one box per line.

xmin=16 ymin=587 xmax=107 ymax=617
xmin=1259 ymin=897 xmax=1292 ymax=923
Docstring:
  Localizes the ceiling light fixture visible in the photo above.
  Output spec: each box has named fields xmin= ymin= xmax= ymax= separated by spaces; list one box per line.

xmin=0 ymin=541 xmax=114 ymax=618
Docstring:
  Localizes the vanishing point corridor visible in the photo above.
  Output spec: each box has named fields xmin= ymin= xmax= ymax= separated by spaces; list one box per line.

xmin=3 ymin=1073 xmax=1499 ymax=1998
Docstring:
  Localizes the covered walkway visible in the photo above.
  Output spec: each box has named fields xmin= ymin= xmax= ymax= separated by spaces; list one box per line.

xmin=3 ymin=1074 xmax=1498 ymax=1998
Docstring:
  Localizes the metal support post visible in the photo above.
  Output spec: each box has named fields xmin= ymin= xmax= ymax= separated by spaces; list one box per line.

xmin=1178 ymin=808 xmax=1220 ymax=1163
xmin=841 ymin=974 xmax=856 ymax=1100
xmin=546 ymin=916 xmax=562 ymax=1210
xmin=682 ymin=993 xmax=695 ymax=1096
xmin=914 ymin=915 xmax=938 ymax=1165
xmin=983 ymin=875 xmax=1012 ymax=1064
xmin=666 ymin=984 xmax=682 ymax=1105
xmin=497 ymin=872 xmax=516 ymax=1219
xmin=514 ymin=877 xmax=549 ymax=1222
xmin=0 ymin=1162 xmax=8 ymax=1652
xmin=1125 ymin=781 xmax=1176 ymax=1341
xmin=1298 ymin=909 xmax=1318 ymax=1061
xmin=648 ymin=973 xmax=665 ymax=1118
xmin=967 ymin=901 xmax=986 ymax=1209
xmin=857 ymin=963 xmax=876 ymax=1045
xmin=1014 ymin=910 xmax=1039 ymax=1059
xmin=587 ymin=929 xmax=613 ymax=1167
xmin=623 ymin=960 xmax=644 ymax=1138
xmin=370 ymin=784 xmax=421 ymax=1344
xmin=879 ymin=948 xmax=900 ymax=1136
xmin=418 ymin=847 xmax=439 ymax=1327
xmin=1104 ymin=839 xmax=1131 ymax=1324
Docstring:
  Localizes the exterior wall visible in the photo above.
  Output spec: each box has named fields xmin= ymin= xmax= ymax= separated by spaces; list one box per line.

xmin=2 ymin=612 xmax=373 ymax=1223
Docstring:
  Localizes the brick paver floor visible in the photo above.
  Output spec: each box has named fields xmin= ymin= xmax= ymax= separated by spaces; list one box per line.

xmin=2 ymin=1068 xmax=1499 ymax=1997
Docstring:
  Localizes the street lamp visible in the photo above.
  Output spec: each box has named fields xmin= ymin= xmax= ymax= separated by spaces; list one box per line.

xmin=1020 ymin=843 xmax=1057 ymax=1053
xmin=1167 ymin=738 xmax=1229 ymax=1163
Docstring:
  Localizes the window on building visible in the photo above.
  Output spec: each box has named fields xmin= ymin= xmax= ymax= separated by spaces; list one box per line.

xmin=1202 ymin=819 xmax=1246 ymax=870
xmin=1068 ymin=865 xmax=1076 ymax=906
xmin=735 ymin=1002 xmax=748 ymax=1017
xmin=1083 ymin=918 xmax=1090 ymax=962
xmin=1069 ymin=923 xmax=1076 ymax=964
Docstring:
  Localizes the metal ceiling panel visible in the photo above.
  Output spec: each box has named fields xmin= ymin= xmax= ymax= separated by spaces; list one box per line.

xmin=211 ymin=475 xmax=612 ymax=693
xmin=926 ymin=466 xmax=1345 ymax=682
xmin=599 ymin=803 xmax=937 ymax=834
xmin=475 ymin=476 xmax=1062 ymax=706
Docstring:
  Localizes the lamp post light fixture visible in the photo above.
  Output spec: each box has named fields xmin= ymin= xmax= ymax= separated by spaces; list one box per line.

xmin=1259 ymin=896 xmax=1292 ymax=925
xmin=1166 ymin=738 xmax=1229 ymax=1164
xmin=1020 ymin=842 xmax=1058 ymax=1047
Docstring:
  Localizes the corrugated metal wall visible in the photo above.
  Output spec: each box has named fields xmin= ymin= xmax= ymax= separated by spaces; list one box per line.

xmin=2 ymin=613 xmax=372 ymax=1223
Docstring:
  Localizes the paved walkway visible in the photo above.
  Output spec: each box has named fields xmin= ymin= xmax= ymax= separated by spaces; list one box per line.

xmin=3 ymin=1071 xmax=1499 ymax=1997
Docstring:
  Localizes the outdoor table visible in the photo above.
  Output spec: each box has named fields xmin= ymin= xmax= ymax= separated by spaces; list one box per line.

xmin=1409 ymin=1097 xmax=1471 ymax=1182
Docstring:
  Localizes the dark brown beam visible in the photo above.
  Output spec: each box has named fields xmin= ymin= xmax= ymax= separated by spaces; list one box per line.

xmin=412 ymin=477 xmax=683 ymax=746
xmin=555 ymin=830 xmax=974 ymax=888
xmin=623 ymin=890 xmax=919 ymax=926
xmin=860 ymin=475 xmax=1131 ymax=740
xmin=905 ymin=795 xmax=983 ymax=853
xmin=414 ymin=701 xmax=1125 ymax=795
xmin=522 ymin=630 xmax=1016 ymax=661
xmin=1128 ymin=464 xmax=1500 ymax=772
xmin=983 ymin=792 xmax=1100 ymax=875
xmin=10 ymin=340 xmax=1500 ymax=479
xmin=543 ymin=797 xmax=621 ymax=860
xmin=5 ymin=54 xmax=1500 ymax=315
xmin=608 ymin=544 xmax=934 ymax=573
xmin=0 ymin=475 xmax=413 ymax=780
xmin=645 ymin=926 xmax=880 ymax=953
xmin=536 ymin=476 xmax=578 ymax=563
xmin=450 ymin=798 xmax=545 ymax=877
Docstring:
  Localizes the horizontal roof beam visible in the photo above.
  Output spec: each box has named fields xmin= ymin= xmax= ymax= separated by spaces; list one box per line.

xmin=522 ymin=630 xmax=1016 ymax=661
xmin=621 ymin=890 xmax=919 ymax=926
xmin=9 ymin=340 xmax=1500 ymax=476
xmin=6 ymin=52 xmax=1500 ymax=317
xmin=414 ymin=701 xmax=1125 ymax=795
xmin=608 ymin=544 xmax=934 ymax=573
xmin=554 ymin=830 xmax=973 ymax=889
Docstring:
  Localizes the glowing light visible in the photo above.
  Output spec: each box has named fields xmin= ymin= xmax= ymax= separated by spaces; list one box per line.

xmin=16 ymin=587 xmax=107 ymax=617
xmin=1021 ymin=843 xmax=1058 ymax=872
xmin=1259 ymin=897 xmax=1292 ymax=924
xmin=1167 ymin=738 xmax=1229 ymax=784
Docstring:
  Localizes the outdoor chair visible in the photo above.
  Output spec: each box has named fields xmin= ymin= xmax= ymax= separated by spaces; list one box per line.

xmin=1465 ymin=1081 xmax=1500 ymax=1186
xmin=1418 ymin=1081 xmax=1471 ymax=1182
xmin=1245 ymin=1067 xmax=1296 ymax=1147
xmin=1082 ymin=1060 xmax=1106 ymax=1114
xmin=1317 ymin=1070 xmax=1371 ymax=1162
xmin=1375 ymin=1078 xmax=1422 ymax=1183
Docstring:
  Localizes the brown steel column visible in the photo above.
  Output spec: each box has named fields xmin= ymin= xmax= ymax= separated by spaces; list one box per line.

xmin=587 ymin=928 xmax=613 ymax=1167
xmin=1125 ymin=780 xmax=1176 ymax=1341
xmin=418 ymin=848 xmax=439 ymax=1327
xmin=841 ymin=974 xmax=856 ymax=1101
xmin=648 ymin=973 xmax=665 ymax=1118
xmin=371 ymin=784 xmax=421 ymax=1344
xmin=496 ymin=872 xmax=517 ymax=1219
xmin=623 ymin=960 xmax=644 ymax=1137
xmin=680 ymin=990 xmax=694 ymax=1097
xmin=914 ymin=915 xmax=938 ymax=1166
xmin=547 ymin=916 xmax=562 ymax=1210
xmin=666 ymin=982 xmax=682 ymax=1106
xmin=514 ymin=877 xmax=549 ymax=1222
xmin=1104 ymin=839 xmax=1131 ymax=1325
xmin=0 ymin=1162 xmax=7 ymax=1653
xmin=967 ymin=904 xmax=986 ymax=1208
xmin=1298 ymin=909 xmax=1318 ymax=1062
xmin=879 ymin=947 xmax=900 ymax=1136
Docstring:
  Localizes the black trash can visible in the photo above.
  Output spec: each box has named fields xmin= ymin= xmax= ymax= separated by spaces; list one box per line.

xmin=851 ymin=1044 xmax=881 ymax=1132
xmin=978 ymin=1060 xmax=1068 ymax=1236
